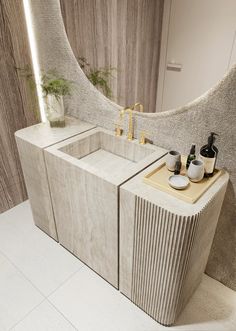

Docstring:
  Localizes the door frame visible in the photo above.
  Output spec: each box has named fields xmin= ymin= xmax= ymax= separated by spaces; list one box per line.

xmin=156 ymin=0 xmax=172 ymax=112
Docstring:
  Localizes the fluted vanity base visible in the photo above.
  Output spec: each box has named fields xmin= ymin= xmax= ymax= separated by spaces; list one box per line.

xmin=120 ymin=161 xmax=229 ymax=326
xmin=131 ymin=198 xmax=198 ymax=325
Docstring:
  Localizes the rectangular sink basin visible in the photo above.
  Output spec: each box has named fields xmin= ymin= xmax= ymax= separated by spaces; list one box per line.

xmin=45 ymin=127 xmax=167 ymax=287
xmin=58 ymin=129 xmax=160 ymax=184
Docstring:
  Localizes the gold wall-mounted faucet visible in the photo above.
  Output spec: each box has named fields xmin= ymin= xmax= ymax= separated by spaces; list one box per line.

xmin=125 ymin=103 xmax=143 ymax=141
xmin=124 ymin=107 xmax=134 ymax=141
xmin=117 ymin=103 xmax=143 ymax=141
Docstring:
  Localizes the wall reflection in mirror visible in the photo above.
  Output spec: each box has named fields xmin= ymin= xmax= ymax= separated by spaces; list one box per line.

xmin=60 ymin=0 xmax=236 ymax=112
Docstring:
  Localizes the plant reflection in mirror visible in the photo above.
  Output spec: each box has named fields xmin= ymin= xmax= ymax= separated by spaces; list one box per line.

xmin=78 ymin=56 xmax=116 ymax=98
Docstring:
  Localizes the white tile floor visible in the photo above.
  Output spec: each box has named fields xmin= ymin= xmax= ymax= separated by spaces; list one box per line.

xmin=0 ymin=201 xmax=235 ymax=331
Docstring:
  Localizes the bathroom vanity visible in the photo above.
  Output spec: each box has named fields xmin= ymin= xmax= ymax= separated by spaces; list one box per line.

xmin=15 ymin=118 xmax=228 ymax=325
xmin=15 ymin=117 xmax=96 ymax=240
xmin=120 ymin=158 xmax=229 ymax=325
xmin=44 ymin=127 xmax=167 ymax=287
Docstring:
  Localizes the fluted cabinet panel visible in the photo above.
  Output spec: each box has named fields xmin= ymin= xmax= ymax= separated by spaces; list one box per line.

xmin=130 ymin=197 xmax=198 ymax=325
xmin=120 ymin=161 xmax=229 ymax=326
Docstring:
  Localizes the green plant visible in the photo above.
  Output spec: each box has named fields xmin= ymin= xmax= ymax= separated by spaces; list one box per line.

xmin=41 ymin=70 xmax=73 ymax=100
xmin=17 ymin=67 xmax=73 ymax=98
xmin=16 ymin=67 xmax=74 ymax=122
xmin=78 ymin=57 xmax=115 ymax=98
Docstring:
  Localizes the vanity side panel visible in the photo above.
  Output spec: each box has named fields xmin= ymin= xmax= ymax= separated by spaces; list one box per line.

xmin=178 ymin=181 xmax=228 ymax=314
xmin=120 ymin=193 xmax=199 ymax=326
xmin=119 ymin=188 xmax=136 ymax=297
xmin=16 ymin=137 xmax=58 ymax=240
xmin=45 ymin=151 xmax=118 ymax=288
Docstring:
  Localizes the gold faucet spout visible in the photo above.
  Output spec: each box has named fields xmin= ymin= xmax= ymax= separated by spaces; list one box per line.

xmin=133 ymin=102 xmax=144 ymax=113
xmin=124 ymin=107 xmax=134 ymax=141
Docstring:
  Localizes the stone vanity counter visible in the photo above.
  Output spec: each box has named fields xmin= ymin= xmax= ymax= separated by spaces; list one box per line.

xmin=44 ymin=127 xmax=167 ymax=288
xmin=15 ymin=116 xmax=96 ymax=240
xmin=119 ymin=158 xmax=229 ymax=326
xmin=15 ymin=117 xmax=228 ymax=326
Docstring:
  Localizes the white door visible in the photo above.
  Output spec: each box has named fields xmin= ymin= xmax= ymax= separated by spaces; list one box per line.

xmin=157 ymin=0 xmax=236 ymax=112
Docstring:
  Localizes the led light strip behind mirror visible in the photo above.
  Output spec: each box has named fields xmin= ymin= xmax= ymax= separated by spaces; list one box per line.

xmin=23 ymin=0 xmax=46 ymax=122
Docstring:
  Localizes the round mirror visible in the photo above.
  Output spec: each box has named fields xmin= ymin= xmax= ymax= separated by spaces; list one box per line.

xmin=60 ymin=0 xmax=236 ymax=112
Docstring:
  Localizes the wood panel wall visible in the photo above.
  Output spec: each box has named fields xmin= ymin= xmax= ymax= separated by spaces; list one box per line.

xmin=60 ymin=0 xmax=164 ymax=112
xmin=0 ymin=0 xmax=39 ymax=213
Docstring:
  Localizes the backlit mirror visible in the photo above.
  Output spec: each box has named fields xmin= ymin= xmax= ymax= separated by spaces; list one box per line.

xmin=60 ymin=0 xmax=236 ymax=112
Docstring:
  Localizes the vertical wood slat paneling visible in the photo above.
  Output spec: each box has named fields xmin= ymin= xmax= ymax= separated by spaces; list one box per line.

xmin=131 ymin=196 xmax=198 ymax=326
xmin=0 ymin=0 xmax=39 ymax=213
xmin=60 ymin=0 xmax=164 ymax=112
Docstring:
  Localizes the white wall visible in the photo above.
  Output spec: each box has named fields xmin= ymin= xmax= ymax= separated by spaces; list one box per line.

xmin=157 ymin=0 xmax=236 ymax=111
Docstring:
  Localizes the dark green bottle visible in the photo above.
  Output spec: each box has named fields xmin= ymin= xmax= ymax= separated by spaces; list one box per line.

xmin=186 ymin=144 xmax=196 ymax=169
xmin=199 ymin=132 xmax=218 ymax=177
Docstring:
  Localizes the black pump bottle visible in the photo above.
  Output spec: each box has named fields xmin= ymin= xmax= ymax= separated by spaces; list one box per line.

xmin=199 ymin=132 xmax=218 ymax=177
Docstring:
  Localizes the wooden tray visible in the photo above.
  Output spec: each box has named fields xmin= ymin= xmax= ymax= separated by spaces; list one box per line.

xmin=143 ymin=157 xmax=222 ymax=204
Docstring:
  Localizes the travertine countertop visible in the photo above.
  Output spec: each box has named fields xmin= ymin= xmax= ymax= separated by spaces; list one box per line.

xmin=15 ymin=116 xmax=96 ymax=148
xmin=121 ymin=158 xmax=229 ymax=216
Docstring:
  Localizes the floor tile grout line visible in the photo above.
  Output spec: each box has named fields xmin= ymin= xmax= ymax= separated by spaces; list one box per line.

xmin=0 ymin=249 xmax=47 ymax=298
xmin=0 ymin=247 xmax=84 ymax=299
xmin=0 ymin=248 xmax=83 ymax=330
xmin=46 ymin=265 xmax=85 ymax=299
xmin=8 ymin=297 xmax=79 ymax=331
xmin=8 ymin=298 xmax=47 ymax=331
xmin=45 ymin=299 xmax=79 ymax=331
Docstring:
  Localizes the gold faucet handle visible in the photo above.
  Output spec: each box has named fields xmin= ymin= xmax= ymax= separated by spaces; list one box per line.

xmin=139 ymin=131 xmax=149 ymax=144
xmin=115 ymin=123 xmax=123 ymax=136
xmin=119 ymin=109 xmax=125 ymax=118
xmin=133 ymin=102 xmax=144 ymax=112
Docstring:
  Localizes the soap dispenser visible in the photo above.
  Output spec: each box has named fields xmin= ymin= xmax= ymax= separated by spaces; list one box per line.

xmin=199 ymin=132 xmax=219 ymax=177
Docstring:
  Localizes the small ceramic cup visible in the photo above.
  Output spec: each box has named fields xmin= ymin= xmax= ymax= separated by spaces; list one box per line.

xmin=166 ymin=151 xmax=181 ymax=171
xmin=187 ymin=159 xmax=204 ymax=182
